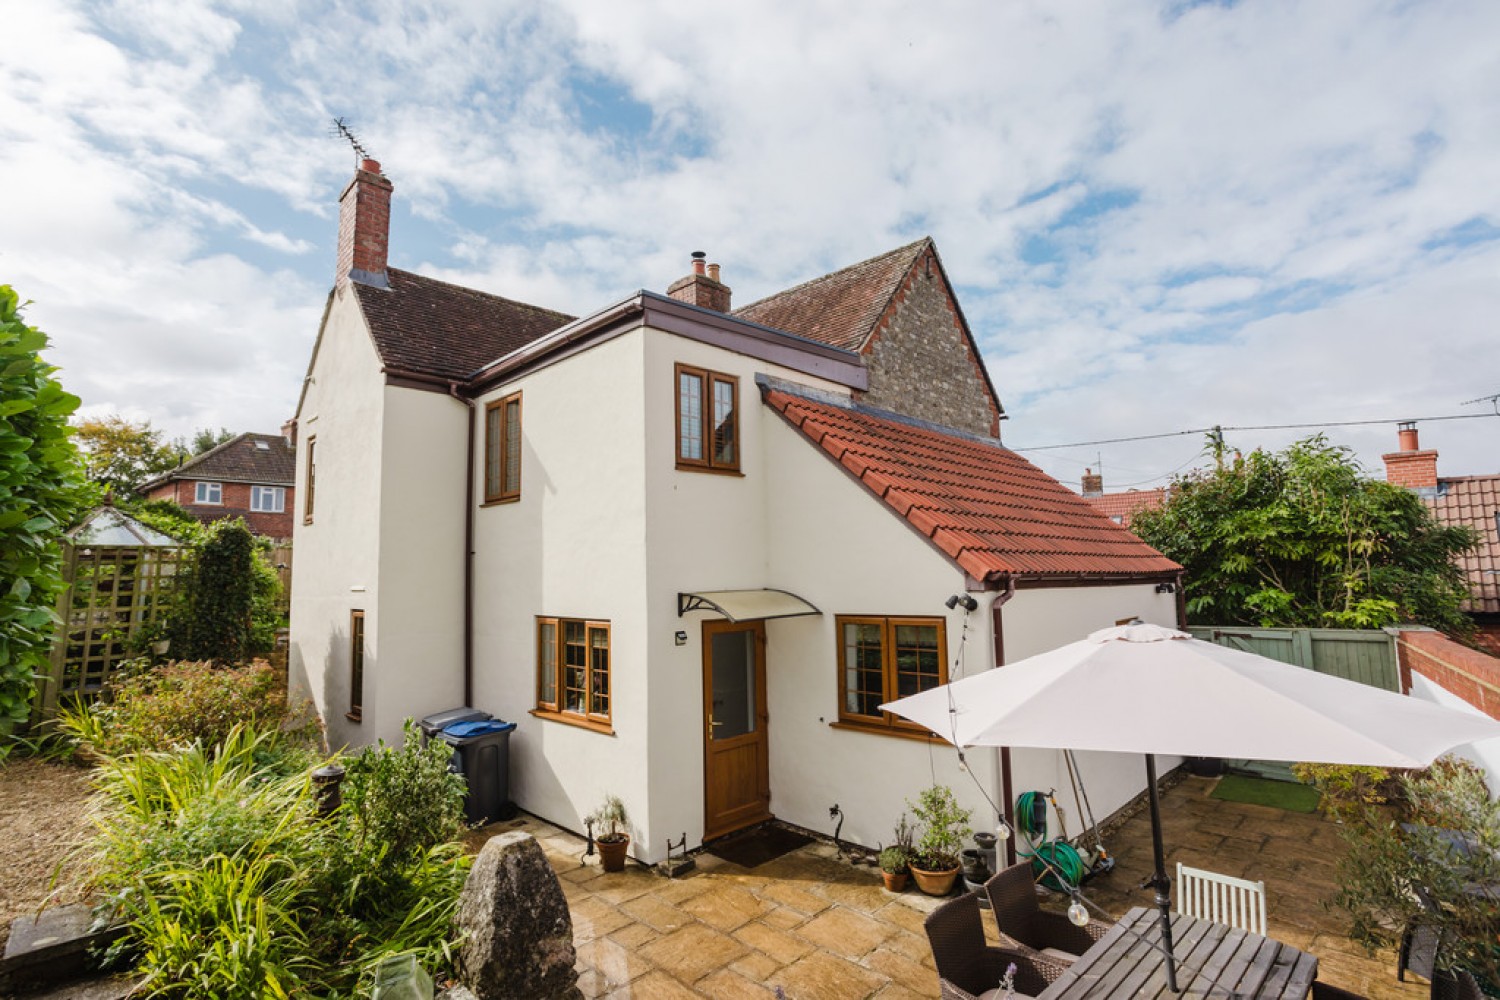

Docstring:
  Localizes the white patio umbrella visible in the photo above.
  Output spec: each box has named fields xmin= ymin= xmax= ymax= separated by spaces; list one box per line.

xmin=881 ymin=622 xmax=1500 ymax=991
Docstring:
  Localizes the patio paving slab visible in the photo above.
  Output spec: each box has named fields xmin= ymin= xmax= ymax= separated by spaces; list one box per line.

xmin=479 ymin=776 xmax=1433 ymax=999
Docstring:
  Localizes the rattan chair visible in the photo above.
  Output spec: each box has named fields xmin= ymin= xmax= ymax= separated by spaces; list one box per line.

xmin=1312 ymin=980 xmax=1369 ymax=1000
xmin=923 ymin=891 xmax=1068 ymax=1000
xmin=1431 ymin=969 xmax=1485 ymax=1000
xmin=984 ymin=862 xmax=1111 ymax=965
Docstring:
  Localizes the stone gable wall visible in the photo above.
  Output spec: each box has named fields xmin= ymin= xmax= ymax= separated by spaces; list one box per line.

xmin=858 ymin=255 xmax=1000 ymax=438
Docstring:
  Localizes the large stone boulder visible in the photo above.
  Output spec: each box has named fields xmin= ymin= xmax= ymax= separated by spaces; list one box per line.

xmin=455 ymin=832 xmax=580 ymax=1000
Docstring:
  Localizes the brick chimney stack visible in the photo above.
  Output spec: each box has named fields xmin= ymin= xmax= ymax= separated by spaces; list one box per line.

xmin=667 ymin=251 xmax=731 ymax=312
xmin=1383 ymin=422 xmax=1439 ymax=493
xmin=337 ymin=158 xmax=393 ymax=288
xmin=1081 ymin=468 xmax=1103 ymax=497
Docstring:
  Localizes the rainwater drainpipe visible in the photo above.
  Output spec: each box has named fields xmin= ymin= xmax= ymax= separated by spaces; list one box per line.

xmin=448 ymin=382 xmax=476 ymax=707
xmin=990 ymin=575 xmax=1018 ymax=866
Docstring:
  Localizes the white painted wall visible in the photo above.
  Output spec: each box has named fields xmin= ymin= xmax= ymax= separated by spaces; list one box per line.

xmin=371 ymin=386 xmax=468 ymax=744
xmin=470 ymin=329 xmax=654 ymax=853
xmin=288 ymin=286 xmax=386 ymax=752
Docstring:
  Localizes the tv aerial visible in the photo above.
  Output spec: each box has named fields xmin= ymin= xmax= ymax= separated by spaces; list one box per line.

xmin=329 ymin=117 xmax=374 ymax=166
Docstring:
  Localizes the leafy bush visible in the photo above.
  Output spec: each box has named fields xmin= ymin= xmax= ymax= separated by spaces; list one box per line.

xmin=908 ymin=784 xmax=972 ymax=869
xmin=341 ymin=720 xmax=467 ymax=865
xmin=0 ymin=286 xmax=88 ymax=732
xmin=166 ymin=519 xmax=258 ymax=664
xmin=63 ymin=659 xmax=311 ymax=761
xmin=1290 ymin=762 xmax=1391 ymax=822
xmin=1327 ymin=757 xmax=1499 ymax=988
xmin=79 ymin=720 xmax=471 ymax=998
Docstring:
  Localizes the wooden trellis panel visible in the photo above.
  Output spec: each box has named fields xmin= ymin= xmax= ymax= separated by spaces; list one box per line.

xmin=33 ymin=541 xmax=186 ymax=722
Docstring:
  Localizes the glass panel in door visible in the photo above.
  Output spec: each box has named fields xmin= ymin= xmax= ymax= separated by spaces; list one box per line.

xmin=710 ymin=629 xmax=756 ymax=740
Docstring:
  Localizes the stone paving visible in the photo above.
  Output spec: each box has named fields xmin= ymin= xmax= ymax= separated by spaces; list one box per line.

xmin=480 ymin=775 xmax=1430 ymax=999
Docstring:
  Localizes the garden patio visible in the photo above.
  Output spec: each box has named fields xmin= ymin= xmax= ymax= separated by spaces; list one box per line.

xmin=493 ymin=773 xmax=1428 ymax=1000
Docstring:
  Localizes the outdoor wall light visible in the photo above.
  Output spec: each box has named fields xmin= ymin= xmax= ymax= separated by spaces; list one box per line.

xmin=944 ymin=594 xmax=979 ymax=612
xmin=1154 ymin=582 xmax=1176 ymax=594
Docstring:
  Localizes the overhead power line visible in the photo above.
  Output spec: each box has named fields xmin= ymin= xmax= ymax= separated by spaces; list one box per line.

xmin=1012 ymin=411 xmax=1499 ymax=453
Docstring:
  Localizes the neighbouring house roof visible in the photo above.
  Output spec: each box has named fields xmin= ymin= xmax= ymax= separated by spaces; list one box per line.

xmin=354 ymin=268 xmax=576 ymax=381
xmin=733 ymin=239 xmax=931 ymax=352
xmin=69 ymin=506 xmax=182 ymax=547
xmin=139 ymin=432 xmax=295 ymax=492
xmin=762 ymin=381 xmax=1180 ymax=582
xmin=1085 ymin=489 xmax=1167 ymax=528
xmin=1427 ymin=475 xmax=1500 ymax=615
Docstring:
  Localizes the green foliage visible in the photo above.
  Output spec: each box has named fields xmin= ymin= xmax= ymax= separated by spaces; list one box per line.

xmin=908 ymin=784 xmax=971 ymax=870
xmin=878 ymin=845 xmax=910 ymax=874
xmin=341 ymin=720 xmax=467 ymax=866
xmin=1131 ymin=436 xmax=1478 ymax=633
xmin=1291 ymin=762 xmax=1392 ymax=822
xmin=587 ymin=793 xmax=629 ymax=842
xmin=79 ymin=720 xmax=471 ymax=998
xmin=1327 ymin=758 xmax=1499 ymax=987
xmin=0 ymin=286 xmax=88 ymax=733
xmin=124 ymin=498 xmax=203 ymax=544
xmin=60 ymin=659 xmax=312 ymax=761
xmin=167 ymin=519 xmax=258 ymax=663
xmin=73 ymin=414 xmax=179 ymax=493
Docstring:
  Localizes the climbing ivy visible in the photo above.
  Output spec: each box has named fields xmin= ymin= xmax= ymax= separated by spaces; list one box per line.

xmin=167 ymin=518 xmax=258 ymax=664
xmin=0 ymin=287 xmax=87 ymax=730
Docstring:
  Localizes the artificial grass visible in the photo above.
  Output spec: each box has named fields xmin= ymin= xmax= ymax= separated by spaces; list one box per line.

xmin=1209 ymin=773 xmax=1321 ymax=813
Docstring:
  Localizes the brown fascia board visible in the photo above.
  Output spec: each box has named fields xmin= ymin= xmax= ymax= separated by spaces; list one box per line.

xmin=463 ymin=291 xmax=867 ymax=397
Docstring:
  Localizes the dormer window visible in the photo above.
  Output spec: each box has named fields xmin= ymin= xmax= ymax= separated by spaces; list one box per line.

xmin=195 ymin=481 xmax=222 ymax=505
xmin=675 ymin=363 xmax=738 ymax=473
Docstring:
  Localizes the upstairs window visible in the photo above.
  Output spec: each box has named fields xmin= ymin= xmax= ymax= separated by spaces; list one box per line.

xmin=835 ymin=616 xmax=947 ymax=735
xmin=303 ymin=438 xmax=316 ymax=524
xmin=251 ymin=485 xmax=285 ymax=513
xmin=675 ymin=364 xmax=739 ymax=473
xmin=194 ymin=481 xmax=222 ymax=505
xmin=484 ymin=392 xmax=522 ymax=503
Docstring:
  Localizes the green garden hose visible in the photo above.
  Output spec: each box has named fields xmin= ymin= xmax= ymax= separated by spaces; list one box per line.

xmin=1015 ymin=790 xmax=1085 ymax=890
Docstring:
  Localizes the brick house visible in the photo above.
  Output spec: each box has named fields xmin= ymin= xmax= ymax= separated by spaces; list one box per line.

xmin=139 ymin=431 xmax=297 ymax=541
xmin=290 ymin=159 xmax=1182 ymax=861
xmin=1079 ymin=468 xmax=1166 ymax=528
xmin=1383 ymin=423 xmax=1500 ymax=654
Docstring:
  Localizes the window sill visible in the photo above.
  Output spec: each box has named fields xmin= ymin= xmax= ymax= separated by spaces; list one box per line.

xmin=481 ymin=496 xmax=520 ymax=508
xmin=829 ymin=720 xmax=947 ymax=744
xmin=345 ymin=710 xmax=362 ymax=723
xmin=674 ymin=463 xmax=745 ymax=477
xmin=530 ymin=708 xmax=614 ymax=736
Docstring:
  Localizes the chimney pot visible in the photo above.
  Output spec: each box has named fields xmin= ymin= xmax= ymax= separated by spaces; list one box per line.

xmin=667 ymin=251 xmax=732 ymax=312
xmin=707 ymin=263 xmax=721 ymax=282
xmin=1383 ymin=422 xmax=1439 ymax=492
xmin=691 ymin=251 xmax=707 ymax=276
xmin=1081 ymin=468 xmax=1104 ymax=497
xmin=361 ymin=158 xmax=381 ymax=174
xmin=1397 ymin=421 xmax=1419 ymax=453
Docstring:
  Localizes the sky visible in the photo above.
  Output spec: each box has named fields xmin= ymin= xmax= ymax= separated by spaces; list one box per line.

xmin=2 ymin=0 xmax=1496 ymax=490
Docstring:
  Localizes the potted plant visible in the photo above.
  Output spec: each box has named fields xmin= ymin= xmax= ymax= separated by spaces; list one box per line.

xmin=879 ymin=813 xmax=914 ymax=891
xmin=590 ymin=794 xmax=630 ymax=872
xmin=907 ymin=784 xmax=972 ymax=896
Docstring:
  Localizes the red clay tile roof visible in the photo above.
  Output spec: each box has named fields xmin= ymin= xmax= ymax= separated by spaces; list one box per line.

xmin=764 ymin=386 xmax=1180 ymax=581
xmin=354 ymin=268 xmax=575 ymax=380
xmin=1427 ymin=476 xmax=1500 ymax=614
xmin=1085 ymin=489 xmax=1166 ymax=528
xmin=141 ymin=432 xmax=294 ymax=490
xmin=734 ymin=239 xmax=930 ymax=351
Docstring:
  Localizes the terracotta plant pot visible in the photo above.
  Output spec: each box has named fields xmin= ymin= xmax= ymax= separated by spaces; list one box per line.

xmin=598 ymin=834 xmax=630 ymax=872
xmin=881 ymin=869 xmax=910 ymax=893
xmin=909 ymin=863 xmax=960 ymax=896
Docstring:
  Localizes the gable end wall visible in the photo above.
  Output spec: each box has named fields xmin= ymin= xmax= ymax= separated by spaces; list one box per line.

xmin=858 ymin=250 xmax=999 ymax=438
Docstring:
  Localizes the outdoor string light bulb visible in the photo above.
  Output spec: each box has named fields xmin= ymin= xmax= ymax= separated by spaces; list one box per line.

xmin=1067 ymin=895 xmax=1090 ymax=927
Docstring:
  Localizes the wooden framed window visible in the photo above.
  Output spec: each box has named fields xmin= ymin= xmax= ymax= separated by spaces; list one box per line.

xmin=675 ymin=364 xmax=739 ymax=472
xmin=194 ymin=481 xmax=222 ymax=505
xmin=535 ymin=617 xmax=611 ymax=732
xmin=303 ymin=437 xmax=317 ymax=524
xmin=835 ymin=616 xmax=946 ymax=734
xmin=348 ymin=610 xmax=365 ymax=722
xmin=484 ymin=392 xmax=522 ymax=503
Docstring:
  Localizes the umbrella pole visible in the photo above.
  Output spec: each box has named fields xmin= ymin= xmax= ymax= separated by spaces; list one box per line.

xmin=1144 ymin=754 xmax=1180 ymax=992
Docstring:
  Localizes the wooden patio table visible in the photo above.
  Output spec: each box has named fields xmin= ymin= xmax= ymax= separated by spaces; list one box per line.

xmin=1036 ymin=906 xmax=1319 ymax=1000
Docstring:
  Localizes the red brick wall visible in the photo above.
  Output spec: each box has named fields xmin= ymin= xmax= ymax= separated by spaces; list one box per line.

xmin=1394 ymin=627 xmax=1500 ymax=719
xmin=146 ymin=479 xmax=295 ymax=541
xmin=1382 ymin=450 xmax=1439 ymax=489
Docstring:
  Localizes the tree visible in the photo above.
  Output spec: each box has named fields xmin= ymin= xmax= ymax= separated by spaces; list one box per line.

xmin=0 ymin=286 xmax=88 ymax=730
xmin=171 ymin=426 xmax=234 ymax=457
xmin=74 ymin=415 xmax=179 ymax=493
xmin=1131 ymin=435 xmax=1476 ymax=633
xmin=166 ymin=519 xmax=258 ymax=664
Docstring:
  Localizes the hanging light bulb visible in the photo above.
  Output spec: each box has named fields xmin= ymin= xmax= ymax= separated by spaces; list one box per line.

xmin=995 ymin=818 xmax=1013 ymax=841
xmin=1067 ymin=895 xmax=1090 ymax=927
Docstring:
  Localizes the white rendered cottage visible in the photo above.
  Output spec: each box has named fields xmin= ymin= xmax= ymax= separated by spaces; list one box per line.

xmin=290 ymin=160 xmax=1184 ymax=863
